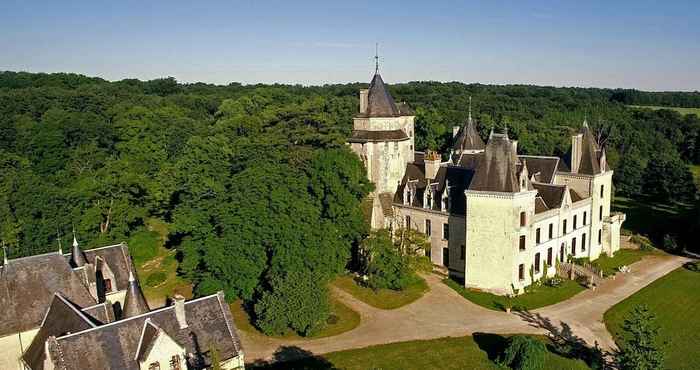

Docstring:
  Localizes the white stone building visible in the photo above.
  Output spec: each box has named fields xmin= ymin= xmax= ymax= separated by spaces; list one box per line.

xmin=351 ymin=72 xmax=626 ymax=295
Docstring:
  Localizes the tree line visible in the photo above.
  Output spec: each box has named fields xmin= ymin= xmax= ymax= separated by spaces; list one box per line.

xmin=0 ymin=71 xmax=698 ymax=334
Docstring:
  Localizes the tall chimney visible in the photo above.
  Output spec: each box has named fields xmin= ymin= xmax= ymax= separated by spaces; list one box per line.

xmin=359 ymin=89 xmax=369 ymax=114
xmin=452 ymin=126 xmax=461 ymax=138
xmin=424 ymin=150 xmax=441 ymax=179
xmin=173 ymin=294 xmax=188 ymax=329
xmin=571 ymin=134 xmax=583 ymax=173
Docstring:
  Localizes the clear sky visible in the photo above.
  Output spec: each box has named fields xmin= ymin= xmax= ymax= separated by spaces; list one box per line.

xmin=1 ymin=0 xmax=699 ymax=91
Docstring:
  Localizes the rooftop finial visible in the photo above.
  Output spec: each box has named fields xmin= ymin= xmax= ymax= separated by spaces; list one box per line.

xmin=504 ymin=124 xmax=509 ymax=138
xmin=583 ymin=116 xmax=589 ymax=128
xmin=2 ymin=241 xmax=8 ymax=265
xmin=57 ymin=229 xmax=63 ymax=255
xmin=72 ymin=227 xmax=78 ymax=248
xmin=374 ymin=43 xmax=379 ymax=74
xmin=468 ymin=96 xmax=473 ymax=123
xmin=70 ymin=226 xmax=86 ymax=267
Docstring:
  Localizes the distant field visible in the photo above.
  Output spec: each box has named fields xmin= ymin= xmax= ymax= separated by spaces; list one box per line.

xmin=628 ymin=105 xmax=700 ymax=116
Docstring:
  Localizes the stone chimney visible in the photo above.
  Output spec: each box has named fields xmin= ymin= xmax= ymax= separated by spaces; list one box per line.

xmin=359 ymin=89 xmax=369 ymax=114
xmin=173 ymin=294 xmax=188 ymax=329
xmin=571 ymin=133 xmax=583 ymax=173
xmin=452 ymin=126 xmax=461 ymax=138
xmin=424 ymin=150 xmax=441 ymax=179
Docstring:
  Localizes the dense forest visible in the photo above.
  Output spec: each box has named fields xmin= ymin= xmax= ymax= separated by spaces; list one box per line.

xmin=0 ymin=71 xmax=698 ymax=334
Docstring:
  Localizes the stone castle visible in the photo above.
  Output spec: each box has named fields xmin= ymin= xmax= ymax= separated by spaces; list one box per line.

xmin=349 ymin=72 xmax=626 ymax=295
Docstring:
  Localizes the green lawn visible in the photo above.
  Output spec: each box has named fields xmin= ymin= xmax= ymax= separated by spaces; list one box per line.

xmin=628 ymin=105 xmax=700 ymax=116
xmin=444 ymin=278 xmax=586 ymax=312
xmin=133 ymin=218 xmax=193 ymax=308
xmin=604 ymin=263 xmax=700 ymax=370
xmin=613 ymin=196 xmax=694 ymax=243
xmin=594 ymin=249 xmax=658 ymax=277
xmin=248 ymin=334 xmax=590 ymax=370
xmin=332 ymin=275 xmax=429 ymax=309
xmin=230 ymin=296 xmax=360 ymax=339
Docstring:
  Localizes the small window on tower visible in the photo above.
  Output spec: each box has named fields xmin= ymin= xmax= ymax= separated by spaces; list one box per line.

xmin=520 ymin=212 xmax=527 ymax=227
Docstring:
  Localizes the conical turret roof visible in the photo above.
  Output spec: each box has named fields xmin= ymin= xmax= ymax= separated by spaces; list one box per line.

xmin=468 ymin=132 xmax=520 ymax=193
xmin=576 ymin=121 xmax=602 ymax=175
xmin=454 ymin=117 xmax=485 ymax=152
xmin=366 ymin=73 xmax=400 ymax=117
xmin=71 ymin=235 xmax=86 ymax=268
xmin=122 ymin=269 xmax=149 ymax=318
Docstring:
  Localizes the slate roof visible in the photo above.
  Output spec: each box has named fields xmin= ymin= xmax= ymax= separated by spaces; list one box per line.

xmin=46 ymin=293 xmax=243 ymax=370
xmin=569 ymin=188 xmax=584 ymax=203
xmin=83 ymin=244 xmax=131 ymax=291
xmin=0 ymin=252 xmax=96 ymax=336
xmin=532 ymin=183 xmax=566 ymax=210
xmin=577 ymin=125 xmax=602 ymax=175
xmin=363 ymin=73 xmax=401 ymax=117
xmin=395 ymin=162 xmax=474 ymax=216
xmin=453 ymin=118 xmax=486 ymax=152
xmin=22 ymin=294 xmax=97 ymax=370
xmin=518 ymin=156 xmax=559 ymax=184
xmin=123 ymin=273 xmax=149 ymax=318
xmin=468 ymin=134 xmax=520 ymax=193
xmin=348 ymin=129 xmax=409 ymax=143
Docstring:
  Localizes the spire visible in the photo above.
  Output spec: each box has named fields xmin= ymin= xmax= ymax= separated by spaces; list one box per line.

xmin=57 ymin=230 xmax=63 ymax=255
xmin=468 ymin=96 xmax=473 ymax=123
xmin=71 ymin=228 xmax=86 ymax=267
xmin=123 ymin=268 xmax=149 ymax=318
xmin=365 ymin=73 xmax=400 ymax=117
xmin=583 ymin=117 xmax=589 ymax=128
xmin=469 ymin=130 xmax=520 ymax=193
xmin=2 ymin=241 xmax=7 ymax=266
xmin=374 ymin=43 xmax=380 ymax=75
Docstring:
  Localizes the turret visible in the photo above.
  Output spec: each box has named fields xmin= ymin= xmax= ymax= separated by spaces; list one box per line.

xmin=71 ymin=232 xmax=86 ymax=267
xmin=122 ymin=269 xmax=149 ymax=318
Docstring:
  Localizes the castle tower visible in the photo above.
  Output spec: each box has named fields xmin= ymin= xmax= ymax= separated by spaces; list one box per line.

xmin=555 ymin=121 xmax=624 ymax=258
xmin=452 ymin=97 xmax=485 ymax=156
xmin=463 ymin=132 xmax=538 ymax=294
xmin=348 ymin=72 xmax=415 ymax=194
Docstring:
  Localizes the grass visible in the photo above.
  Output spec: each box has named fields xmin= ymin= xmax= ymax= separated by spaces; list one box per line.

xmin=444 ymin=278 xmax=586 ymax=312
xmin=613 ymin=196 xmax=695 ymax=243
xmin=604 ymin=262 xmax=700 ymax=370
xmin=133 ymin=218 xmax=192 ymax=308
xmin=248 ymin=334 xmax=590 ymax=370
xmin=628 ymin=105 xmax=700 ymax=116
xmin=594 ymin=248 xmax=659 ymax=277
xmin=332 ymin=275 xmax=429 ymax=309
xmin=229 ymin=296 xmax=361 ymax=340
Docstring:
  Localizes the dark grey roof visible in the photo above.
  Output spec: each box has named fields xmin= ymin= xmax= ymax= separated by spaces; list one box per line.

xmin=23 ymin=294 xmax=97 ymax=370
xmin=82 ymin=302 xmax=115 ymax=325
xmin=123 ymin=272 xmax=149 ymax=318
xmin=83 ymin=244 xmax=131 ymax=291
xmin=453 ymin=118 xmax=485 ymax=152
xmin=70 ymin=239 xmax=86 ymax=268
xmin=358 ymin=73 xmax=404 ymax=117
xmin=577 ymin=125 xmax=602 ymax=175
xmin=569 ymin=188 xmax=584 ymax=203
xmin=454 ymin=152 xmax=482 ymax=170
xmin=532 ymin=183 xmax=566 ymax=209
xmin=348 ymin=129 xmax=409 ymax=143
xmin=0 ymin=252 xmax=96 ymax=336
xmin=518 ymin=156 xmax=559 ymax=184
xmin=468 ymin=134 xmax=520 ymax=193
xmin=48 ymin=293 xmax=243 ymax=370
xmin=395 ymin=162 xmax=474 ymax=216
xmin=535 ymin=197 xmax=549 ymax=214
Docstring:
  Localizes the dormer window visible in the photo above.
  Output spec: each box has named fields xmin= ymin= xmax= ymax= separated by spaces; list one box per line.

xmin=149 ymin=362 xmax=160 ymax=370
xmin=404 ymin=185 xmax=413 ymax=206
xmin=170 ymin=355 xmax=182 ymax=370
xmin=424 ymin=188 xmax=433 ymax=209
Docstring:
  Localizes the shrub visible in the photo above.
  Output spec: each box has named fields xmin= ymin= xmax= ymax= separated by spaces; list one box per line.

xmin=498 ymin=335 xmax=547 ymax=370
xmin=618 ymin=305 xmax=665 ymax=370
xmin=145 ymin=271 xmax=167 ymax=287
xmin=630 ymin=234 xmax=655 ymax=251
xmin=663 ymin=234 xmax=680 ymax=253
xmin=545 ymin=276 xmax=563 ymax=288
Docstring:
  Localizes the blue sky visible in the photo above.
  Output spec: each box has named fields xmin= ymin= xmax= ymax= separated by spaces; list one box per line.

xmin=1 ymin=0 xmax=698 ymax=90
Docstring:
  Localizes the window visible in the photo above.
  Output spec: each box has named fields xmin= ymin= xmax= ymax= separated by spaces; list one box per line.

xmin=548 ymin=223 xmax=553 ymax=239
xmin=560 ymin=243 xmax=565 ymax=262
xmin=104 ymin=279 xmax=112 ymax=293
xmin=519 ymin=235 xmax=526 ymax=251
xmin=149 ymin=363 xmax=160 ymax=370
xmin=170 ymin=356 xmax=181 ymax=370
xmin=583 ymin=212 xmax=587 ymax=226
xmin=573 ymin=215 xmax=578 ymax=229
xmin=563 ymin=219 xmax=568 ymax=234
xmin=600 ymin=185 xmax=604 ymax=198
xmin=598 ymin=229 xmax=602 ymax=244
xmin=405 ymin=216 xmax=411 ymax=230
xmin=547 ymin=247 xmax=553 ymax=266
xmin=520 ymin=211 xmax=527 ymax=227
xmin=425 ymin=220 xmax=431 ymax=237
xmin=519 ymin=264 xmax=525 ymax=280
xmin=443 ymin=223 xmax=449 ymax=241
xmin=599 ymin=205 xmax=603 ymax=221
xmin=572 ymin=237 xmax=577 ymax=255
xmin=582 ymin=233 xmax=587 ymax=252
xmin=534 ymin=253 xmax=541 ymax=273
xmin=460 ymin=245 xmax=465 ymax=260
xmin=443 ymin=247 xmax=449 ymax=267
xmin=536 ymin=228 xmax=541 ymax=244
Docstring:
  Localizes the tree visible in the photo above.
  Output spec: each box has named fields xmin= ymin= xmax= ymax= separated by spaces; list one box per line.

xmin=360 ymin=229 xmax=413 ymax=290
xmin=498 ymin=335 xmax=547 ymax=370
xmin=618 ymin=305 xmax=665 ymax=370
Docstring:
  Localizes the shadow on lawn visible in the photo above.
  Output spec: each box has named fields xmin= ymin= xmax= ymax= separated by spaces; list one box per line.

xmin=247 ymin=346 xmax=335 ymax=370
xmin=515 ymin=311 xmax=615 ymax=370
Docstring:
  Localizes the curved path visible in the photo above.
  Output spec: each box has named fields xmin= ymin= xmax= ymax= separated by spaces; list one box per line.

xmin=240 ymin=254 xmax=690 ymax=362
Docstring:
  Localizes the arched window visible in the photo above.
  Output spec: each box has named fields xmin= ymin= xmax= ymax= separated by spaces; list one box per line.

xmin=520 ymin=211 xmax=527 ymax=227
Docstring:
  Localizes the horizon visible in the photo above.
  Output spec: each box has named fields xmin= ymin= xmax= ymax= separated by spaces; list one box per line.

xmin=1 ymin=0 xmax=699 ymax=92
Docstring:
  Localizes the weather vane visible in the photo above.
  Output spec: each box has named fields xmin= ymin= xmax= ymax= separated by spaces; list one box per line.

xmin=374 ymin=43 xmax=380 ymax=74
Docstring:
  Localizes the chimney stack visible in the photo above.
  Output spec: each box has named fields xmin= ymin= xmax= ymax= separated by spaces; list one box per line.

xmin=424 ymin=150 xmax=441 ymax=179
xmin=173 ymin=294 xmax=188 ymax=329
xmin=571 ymin=133 xmax=583 ymax=173
xmin=359 ymin=89 xmax=369 ymax=114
